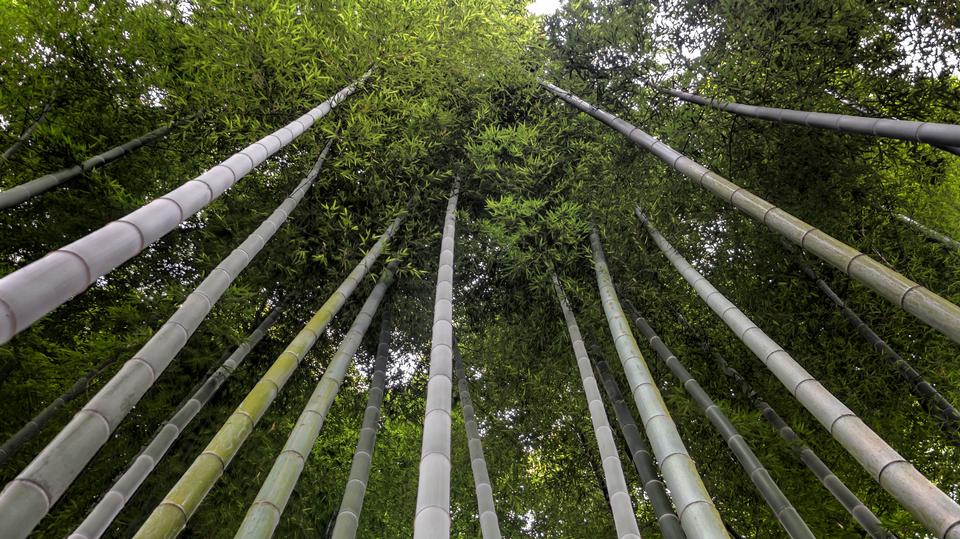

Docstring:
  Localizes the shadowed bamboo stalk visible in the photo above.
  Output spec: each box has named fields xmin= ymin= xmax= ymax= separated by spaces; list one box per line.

xmin=624 ymin=304 xmax=814 ymax=538
xmin=589 ymin=228 xmax=727 ymax=539
xmin=2 ymin=95 xmax=53 ymax=160
xmin=541 ymin=81 xmax=960 ymax=346
xmin=657 ymin=87 xmax=960 ymax=151
xmin=453 ymin=339 xmax=502 ymax=539
xmin=68 ymin=302 xmax=286 ymax=539
xmin=0 ymin=140 xmax=343 ymax=539
xmin=552 ymin=272 xmax=642 ymax=539
xmin=0 ymin=113 xmax=200 ymax=210
xmin=235 ymin=264 xmax=397 ymax=538
xmin=414 ymin=180 xmax=459 ymax=539
xmin=592 ymin=356 xmax=685 ymax=539
xmin=0 ymin=69 xmax=372 ymax=345
xmin=330 ymin=300 xmax=393 ymax=539
xmin=892 ymin=213 xmax=960 ymax=252
xmin=789 ymin=247 xmax=960 ymax=437
xmin=637 ymin=209 xmax=960 ymax=539
xmin=130 ymin=217 xmax=401 ymax=539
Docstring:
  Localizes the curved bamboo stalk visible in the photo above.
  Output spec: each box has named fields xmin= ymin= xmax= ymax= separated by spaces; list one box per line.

xmin=330 ymin=300 xmax=393 ymax=539
xmin=130 ymin=220 xmax=401 ymax=539
xmin=68 ymin=303 xmax=286 ymax=539
xmin=541 ymin=81 xmax=960 ymax=346
xmin=2 ymin=96 xmax=53 ymax=160
xmin=234 ymin=264 xmax=397 ymax=538
xmin=892 ymin=213 xmax=960 ymax=253
xmin=551 ymin=272 xmax=642 ymax=539
xmin=637 ymin=209 xmax=960 ymax=539
xmin=657 ymin=87 xmax=960 ymax=150
xmin=625 ymin=305 xmax=814 ymax=538
xmin=790 ymin=248 xmax=960 ymax=437
xmin=592 ymin=356 xmax=686 ymax=539
xmin=0 ymin=142 xmax=340 ymax=539
xmin=0 ymin=355 xmax=117 ymax=466
xmin=414 ymin=180 xmax=459 ymax=539
xmin=589 ymin=228 xmax=727 ymax=538
xmin=0 ymin=113 xmax=199 ymax=210
xmin=0 ymin=69 xmax=372 ymax=345
xmin=453 ymin=339 xmax=502 ymax=539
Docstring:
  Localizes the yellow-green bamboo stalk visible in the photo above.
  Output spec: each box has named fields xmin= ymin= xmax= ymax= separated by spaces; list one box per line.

xmin=234 ymin=264 xmax=396 ymax=538
xmin=130 ymin=216 xmax=403 ymax=539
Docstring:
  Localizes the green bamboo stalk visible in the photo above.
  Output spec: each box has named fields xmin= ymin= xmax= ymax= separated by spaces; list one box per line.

xmin=541 ymin=81 xmax=960 ymax=346
xmin=589 ymin=228 xmax=727 ymax=539
xmin=68 ymin=302 xmax=286 ymax=539
xmin=0 ymin=69 xmax=372 ymax=345
xmin=624 ymin=303 xmax=814 ymax=538
xmin=551 ymin=272 xmax=642 ymax=539
xmin=413 ymin=180 xmax=459 ymax=539
xmin=234 ymin=264 xmax=397 ymax=538
xmin=637 ymin=209 xmax=960 ymax=539
xmin=0 ymin=113 xmax=199 ymax=210
xmin=2 ymin=94 xmax=53 ymax=160
xmin=591 ymin=356 xmax=686 ymax=539
xmin=453 ymin=339 xmax=502 ymax=539
xmin=892 ymin=213 xmax=960 ymax=253
xmin=129 ymin=214 xmax=401 ymax=539
xmin=330 ymin=300 xmax=393 ymax=539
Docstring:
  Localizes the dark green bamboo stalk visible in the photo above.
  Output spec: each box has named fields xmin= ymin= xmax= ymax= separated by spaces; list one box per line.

xmin=2 ymin=96 xmax=53 ymax=160
xmin=892 ymin=213 xmax=960 ymax=253
xmin=591 ymin=356 xmax=686 ymax=539
xmin=623 ymin=304 xmax=814 ymax=538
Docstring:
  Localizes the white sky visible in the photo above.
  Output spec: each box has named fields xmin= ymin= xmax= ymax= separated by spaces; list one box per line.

xmin=526 ymin=0 xmax=562 ymax=16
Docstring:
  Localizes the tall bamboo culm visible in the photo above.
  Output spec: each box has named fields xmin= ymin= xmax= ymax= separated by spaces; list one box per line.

xmin=592 ymin=357 xmax=685 ymax=539
xmin=625 ymin=304 xmax=814 ymax=539
xmin=235 ymin=264 xmax=397 ymax=538
xmin=413 ymin=180 xmax=459 ymax=539
xmin=330 ymin=300 xmax=394 ymax=539
xmin=69 ymin=303 xmax=286 ymax=539
xmin=637 ymin=209 xmax=960 ymax=539
xmin=552 ymin=273 xmax=642 ymax=539
xmin=0 ymin=69 xmax=371 ymax=345
xmin=892 ymin=213 xmax=960 ymax=253
xmin=0 ymin=141 xmax=338 ymax=539
xmin=130 ymin=214 xmax=403 ymax=539
xmin=0 ymin=113 xmax=198 ymax=210
xmin=589 ymin=229 xmax=727 ymax=539
xmin=790 ymin=247 xmax=960 ymax=437
xmin=453 ymin=339 xmax=502 ymax=539
xmin=540 ymin=81 xmax=960 ymax=347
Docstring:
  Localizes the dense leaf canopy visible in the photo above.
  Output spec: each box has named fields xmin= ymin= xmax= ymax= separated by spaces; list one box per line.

xmin=0 ymin=0 xmax=958 ymax=537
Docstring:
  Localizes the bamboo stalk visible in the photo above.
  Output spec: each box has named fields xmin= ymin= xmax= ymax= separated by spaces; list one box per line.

xmin=0 ymin=140 xmax=349 ymax=539
xmin=624 ymin=304 xmax=814 ymax=538
xmin=592 ymin=356 xmax=686 ymax=539
xmin=637 ymin=209 xmax=960 ymax=539
xmin=130 ymin=224 xmax=401 ymax=539
xmin=330 ymin=300 xmax=393 ymax=539
xmin=2 ymin=95 xmax=53 ymax=160
xmin=892 ymin=213 xmax=960 ymax=253
xmin=413 ymin=180 xmax=459 ymax=539
xmin=68 ymin=303 xmax=286 ymax=539
xmin=541 ymin=81 xmax=960 ymax=346
xmin=590 ymin=228 xmax=727 ymax=539
xmin=552 ymin=272 xmax=642 ymax=539
xmin=0 ymin=69 xmax=372 ymax=345
xmin=453 ymin=339 xmax=502 ymax=539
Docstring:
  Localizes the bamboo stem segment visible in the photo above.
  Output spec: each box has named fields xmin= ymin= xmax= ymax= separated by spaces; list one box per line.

xmin=637 ymin=209 xmax=960 ymax=539
xmin=892 ymin=213 xmax=960 ymax=253
xmin=541 ymin=81 xmax=960 ymax=346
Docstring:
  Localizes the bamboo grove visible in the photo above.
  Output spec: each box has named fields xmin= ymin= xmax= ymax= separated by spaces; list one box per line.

xmin=0 ymin=0 xmax=958 ymax=537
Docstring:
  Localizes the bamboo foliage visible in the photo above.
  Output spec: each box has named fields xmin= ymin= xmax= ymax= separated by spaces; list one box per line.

xmin=0 ymin=140 xmax=342 ymax=539
xmin=68 ymin=303 xmax=286 ymax=539
xmin=625 ymin=304 xmax=814 ymax=539
xmin=592 ymin=357 xmax=685 ymax=539
xmin=551 ymin=272 xmax=642 ymax=539
xmin=129 ymin=216 xmax=402 ymax=539
xmin=637 ymin=210 xmax=960 ymax=539
xmin=541 ymin=81 xmax=960 ymax=346
xmin=414 ymin=180 xmax=459 ymax=539
xmin=331 ymin=301 xmax=394 ymax=539
xmin=0 ymin=69 xmax=371 ymax=345
xmin=589 ymin=228 xmax=727 ymax=539
xmin=453 ymin=339 xmax=502 ymax=539
xmin=0 ymin=113 xmax=198 ymax=210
